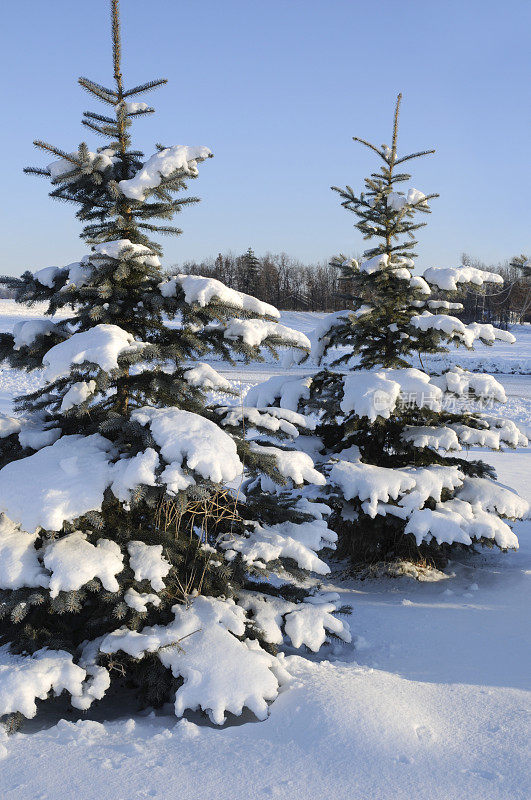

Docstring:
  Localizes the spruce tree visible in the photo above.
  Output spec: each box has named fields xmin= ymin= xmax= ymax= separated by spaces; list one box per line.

xmin=0 ymin=1 xmax=349 ymax=727
xmin=239 ymin=247 xmax=261 ymax=295
xmin=247 ymin=95 xmax=529 ymax=569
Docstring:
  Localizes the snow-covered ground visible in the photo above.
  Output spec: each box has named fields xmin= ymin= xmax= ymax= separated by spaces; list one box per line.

xmin=0 ymin=303 xmax=529 ymax=800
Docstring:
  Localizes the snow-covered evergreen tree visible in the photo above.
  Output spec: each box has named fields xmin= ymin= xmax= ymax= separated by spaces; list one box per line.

xmin=0 ymin=1 xmax=350 ymax=727
xmin=246 ymin=95 xmax=529 ymax=568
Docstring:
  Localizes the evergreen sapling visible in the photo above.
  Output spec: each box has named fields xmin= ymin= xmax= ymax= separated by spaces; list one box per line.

xmin=0 ymin=0 xmax=350 ymax=727
xmin=247 ymin=95 xmax=529 ymax=569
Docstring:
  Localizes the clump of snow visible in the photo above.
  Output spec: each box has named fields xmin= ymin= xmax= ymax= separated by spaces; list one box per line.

xmin=60 ymin=380 xmax=97 ymax=412
xmin=340 ymin=372 xmax=397 ymax=421
xmin=341 ymin=368 xmax=442 ymax=422
xmin=387 ymin=189 xmax=426 ymax=211
xmin=427 ymin=300 xmax=463 ymax=311
xmin=411 ymin=312 xmax=515 ymax=348
xmin=330 ymin=460 xmax=464 ymax=520
xmin=0 ymin=434 xmax=114 ymax=532
xmin=109 ymin=449 xmax=159 ymax=503
xmin=250 ymin=443 xmax=325 ymax=486
xmin=47 ymin=149 xmax=115 ymax=182
xmin=118 ymin=145 xmax=212 ymax=201
xmin=33 ymin=261 xmax=94 ymax=290
xmin=406 ymin=188 xmax=426 ymax=205
xmin=127 ymin=541 xmax=171 ymax=592
xmin=221 ymin=518 xmax=336 ymax=574
xmin=18 ymin=424 xmax=61 ymax=451
xmin=283 ymin=601 xmax=351 ymax=651
xmin=33 ymin=265 xmax=65 ymax=288
xmin=217 ymin=406 xmax=312 ymax=437
xmin=480 ymin=415 xmax=528 ymax=448
xmin=91 ymin=239 xmax=161 ymax=268
xmin=13 ymin=320 xmax=59 ymax=350
xmin=437 ymin=367 xmax=507 ymax=402
xmin=310 ymin=307 xmax=372 ymax=363
xmin=182 ymin=363 xmax=232 ymax=392
xmin=405 ymin=500 xmax=518 ymax=549
xmin=160 ymin=274 xmax=280 ymax=319
xmin=62 ymin=260 xmax=93 ymax=289
xmin=423 ymin=266 xmax=504 ymax=292
xmin=43 ymin=324 xmax=143 ymax=382
xmin=238 ymin=591 xmax=351 ymax=651
xmin=43 ymin=532 xmax=124 ymax=598
xmin=401 ymin=426 xmax=461 ymax=453
xmin=223 ymin=319 xmax=311 ymax=350
xmin=0 ymin=646 xmax=87 ymax=719
xmin=245 ymin=375 xmax=313 ymax=412
xmin=132 ymin=407 xmax=243 ymax=491
xmin=457 ymin=477 xmax=529 ymax=519
xmin=100 ymin=596 xmax=289 ymax=725
xmin=117 ymin=101 xmax=150 ymax=114
xmin=330 ymin=460 xmax=416 ymax=518
xmin=124 ymin=588 xmax=161 ymax=612
xmin=0 ymin=515 xmax=48 ymax=590
xmin=409 ymin=275 xmax=431 ymax=294
xmin=359 ymin=254 xmax=389 ymax=274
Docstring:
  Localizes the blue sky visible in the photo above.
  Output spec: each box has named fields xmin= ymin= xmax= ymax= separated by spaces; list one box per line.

xmin=2 ymin=0 xmax=529 ymax=275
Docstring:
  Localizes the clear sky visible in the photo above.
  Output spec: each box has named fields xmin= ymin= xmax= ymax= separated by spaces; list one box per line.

xmin=2 ymin=0 xmax=529 ymax=275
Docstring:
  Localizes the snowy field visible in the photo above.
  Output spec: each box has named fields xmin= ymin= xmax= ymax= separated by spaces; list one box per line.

xmin=0 ymin=301 xmax=529 ymax=800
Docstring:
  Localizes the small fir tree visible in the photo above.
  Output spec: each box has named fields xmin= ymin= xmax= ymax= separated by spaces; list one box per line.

xmin=247 ymin=95 xmax=529 ymax=569
xmin=0 ymin=1 xmax=349 ymax=727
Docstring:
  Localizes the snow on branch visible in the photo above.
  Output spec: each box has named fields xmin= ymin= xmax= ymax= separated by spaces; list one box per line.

xmin=131 ymin=407 xmax=243 ymax=491
xmin=42 ymin=324 xmax=145 ymax=382
xmin=340 ymin=369 xmax=443 ymax=422
xmin=238 ymin=591 xmax=351 ymax=652
xmin=221 ymin=518 xmax=336 ymax=575
xmin=91 ymin=239 xmax=161 ymax=267
xmin=422 ymin=266 xmax=504 ymax=292
xmin=245 ymin=375 xmax=313 ymax=412
xmin=183 ymin=363 xmax=233 ymax=393
xmin=47 ymin=148 xmax=117 ymax=182
xmin=0 ymin=516 xmax=49 ymax=590
xmin=118 ymin=145 xmax=212 ymax=201
xmin=99 ymin=596 xmax=290 ymax=725
xmin=223 ymin=319 xmax=311 ymax=350
xmin=216 ymin=406 xmax=314 ymax=437
xmin=0 ymin=646 xmax=88 ymax=719
xmin=411 ymin=312 xmax=516 ymax=348
xmin=13 ymin=320 xmax=61 ymax=350
xmin=159 ymin=274 xmax=280 ymax=319
xmin=0 ymin=434 xmax=115 ymax=533
xmin=250 ymin=443 xmax=325 ymax=487
xmin=43 ymin=532 xmax=124 ymax=598
xmin=310 ymin=307 xmax=372 ymax=363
